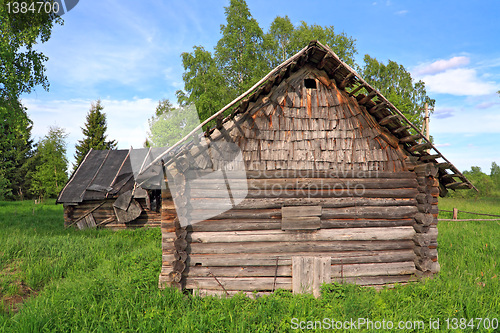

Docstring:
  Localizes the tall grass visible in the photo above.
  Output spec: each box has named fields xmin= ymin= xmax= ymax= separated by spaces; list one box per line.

xmin=0 ymin=199 xmax=498 ymax=332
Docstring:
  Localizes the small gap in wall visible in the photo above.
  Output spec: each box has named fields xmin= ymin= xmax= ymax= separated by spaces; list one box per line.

xmin=304 ymin=78 xmax=317 ymax=89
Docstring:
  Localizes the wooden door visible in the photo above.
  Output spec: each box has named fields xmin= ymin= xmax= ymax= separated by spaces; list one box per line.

xmin=292 ymin=256 xmax=331 ymax=297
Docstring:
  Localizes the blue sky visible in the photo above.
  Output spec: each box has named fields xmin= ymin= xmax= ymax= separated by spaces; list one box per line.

xmin=21 ymin=0 xmax=500 ymax=173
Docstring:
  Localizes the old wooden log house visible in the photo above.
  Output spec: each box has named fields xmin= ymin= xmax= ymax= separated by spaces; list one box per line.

xmin=154 ymin=41 xmax=474 ymax=296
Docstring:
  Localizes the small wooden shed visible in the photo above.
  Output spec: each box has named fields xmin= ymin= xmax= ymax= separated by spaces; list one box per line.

xmin=57 ymin=148 xmax=174 ymax=230
xmin=156 ymin=41 xmax=474 ymax=295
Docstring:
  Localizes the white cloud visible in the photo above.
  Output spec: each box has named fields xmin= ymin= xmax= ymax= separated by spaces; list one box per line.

xmin=421 ymin=68 xmax=498 ymax=96
xmin=435 ymin=143 xmax=451 ymax=147
xmin=414 ymin=56 xmax=470 ymax=76
xmin=395 ymin=10 xmax=408 ymax=15
xmin=22 ymin=97 xmax=158 ymax=166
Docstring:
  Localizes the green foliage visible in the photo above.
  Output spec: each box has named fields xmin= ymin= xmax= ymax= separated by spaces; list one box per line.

xmin=491 ymin=162 xmax=500 ymax=191
xmin=0 ymin=0 xmax=62 ymax=100
xmin=448 ymin=165 xmax=499 ymax=199
xmin=215 ymin=0 xmax=267 ymax=94
xmin=264 ymin=17 xmax=358 ymax=69
xmin=177 ymin=1 xmax=358 ymax=124
xmin=30 ymin=126 xmax=68 ymax=199
xmin=0 ymin=199 xmax=498 ymax=331
xmin=177 ymin=46 xmax=230 ymax=123
xmin=361 ymin=55 xmax=435 ymax=130
xmin=147 ymin=100 xmax=200 ymax=147
xmin=264 ymin=15 xmax=295 ymax=66
xmin=74 ymin=100 xmax=117 ymax=169
xmin=288 ymin=21 xmax=357 ymax=68
xmin=0 ymin=100 xmax=34 ymax=200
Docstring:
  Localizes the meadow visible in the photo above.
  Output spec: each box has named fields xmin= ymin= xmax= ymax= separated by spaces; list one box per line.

xmin=0 ymin=198 xmax=499 ymax=332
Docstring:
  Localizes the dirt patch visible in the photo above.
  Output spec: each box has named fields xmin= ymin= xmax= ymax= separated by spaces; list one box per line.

xmin=0 ymin=261 xmax=38 ymax=314
xmin=1 ymin=281 xmax=37 ymax=314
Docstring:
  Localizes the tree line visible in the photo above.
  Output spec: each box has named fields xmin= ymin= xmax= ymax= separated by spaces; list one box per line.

xmin=448 ymin=163 xmax=500 ymax=199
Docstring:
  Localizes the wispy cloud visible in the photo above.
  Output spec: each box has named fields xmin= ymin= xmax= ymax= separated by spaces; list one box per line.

xmin=435 ymin=143 xmax=451 ymax=147
xmin=476 ymin=101 xmax=500 ymax=109
xmin=433 ymin=108 xmax=455 ymax=119
xmin=413 ymin=56 xmax=470 ymax=76
xmin=395 ymin=10 xmax=408 ymax=15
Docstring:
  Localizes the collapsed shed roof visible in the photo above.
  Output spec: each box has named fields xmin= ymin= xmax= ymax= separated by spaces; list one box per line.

xmin=57 ymin=148 xmax=167 ymax=204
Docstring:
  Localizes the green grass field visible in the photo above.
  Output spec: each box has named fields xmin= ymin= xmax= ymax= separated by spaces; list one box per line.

xmin=0 ymin=199 xmax=499 ymax=332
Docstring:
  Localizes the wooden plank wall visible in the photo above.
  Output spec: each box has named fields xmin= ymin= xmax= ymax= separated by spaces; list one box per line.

xmin=64 ymin=197 xmax=164 ymax=230
xmin=159 ymin=170 xmax=419 ymax=293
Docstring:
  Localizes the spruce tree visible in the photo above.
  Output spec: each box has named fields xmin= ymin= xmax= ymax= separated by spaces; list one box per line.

xmin=74 ymin=100 xmax=117 ymax=169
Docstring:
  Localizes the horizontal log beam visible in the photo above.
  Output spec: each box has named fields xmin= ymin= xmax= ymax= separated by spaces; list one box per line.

xmin=359 ymin=90 xmax=377 ymax=105
xmin=182 ymin=261 xmax=417 ymax=280
xmin=445 ymin=182 xmax=471 ymax=190
xmin=187 ymin=177 xmax=419 ymax=191
xmin=332 ymin=275 xmax=417 ymax=286
xmin=186 ymin=239 xmax=414 ymax=255
xmin=418 ymin=154 xmax=441 ymax=162
xmin=187 ymin=227 xmax=415 ymax=244
xmin=185 ymin=170 xmax=417 ymax=180
xmin=190 ymin=197 xmax=418 ymax=210
xmin=185 ymin=277 xmax=292 ymax=291
xmin=331 ymin=261 xmax=416 ymax=278
xmin=188 ymin=206 xmax=418 ymax=221
xmin=378 ymin=114 xmax=399 ymax=126
xmin=392 ymin=125 xmax=411 ymax=134
xmin=408 ymin=142 xmax=433 ymax=153
xmin=182 ymin=249 xmax=416 ymax=267
xmin=188 ymin=188 xmax=419 ymax=199
xmin=400 ymin=134 xmax=423 ymax=143
xmin=338 ymin=73 xmax=354 ymax=89
xmin=436 ymin=162 xmax=452 ymax=170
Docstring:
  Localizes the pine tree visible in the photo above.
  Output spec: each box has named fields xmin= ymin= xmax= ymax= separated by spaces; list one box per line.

xmin=74 ymin=100 xmax=117 ymax=169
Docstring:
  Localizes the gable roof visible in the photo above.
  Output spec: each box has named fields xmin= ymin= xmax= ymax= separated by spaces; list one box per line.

xmin=143 ymin=41 xmax=475 ymax=192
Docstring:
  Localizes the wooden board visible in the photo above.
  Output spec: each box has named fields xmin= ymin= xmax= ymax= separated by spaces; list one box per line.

xmin=292 ymin=257 xmax=331 ymax=297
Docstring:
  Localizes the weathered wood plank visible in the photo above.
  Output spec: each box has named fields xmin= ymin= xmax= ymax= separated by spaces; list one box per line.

xmin=189 ymin=197 xmax=418 ymax=210
xmin=188 ymin=188 xmax=419 ymax=199
xmin=187 ymin=177 xmax=419 ymax=190
xmin=332 ymin=275 xmax=417 ymax=285
xmin=186 ymin=170 xmax=416 ymax=179
xmin=281 ymin=216 xmax=321 ymax=230
xmin=187 ymin=227 xmax=415 ymax=244
xmin=185 ymin=239 xmax=414 ymax=254
xmin=331 ymin=261 xmax=416 ymax=278
xmin=282 ymin=206 xmax=322 ymax=217
xmin=185 ymin=277 xmax=292 ymax=291
xmin=183 ymin=249 xmax=416 ymax=267
xmin=321 ymin=218 xmax=414 ymax=228
xmin=186 ymin=205 xmax=417 ymax=221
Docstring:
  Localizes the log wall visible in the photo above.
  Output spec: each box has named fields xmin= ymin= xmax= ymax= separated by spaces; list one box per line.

xmin=63 ymin=196 xmax=167 ymax=230
xmin=159 ymin=170 xmax=420 ymax=293
xmin=412 ymin=163 xmax=440 ymax=276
